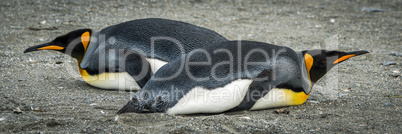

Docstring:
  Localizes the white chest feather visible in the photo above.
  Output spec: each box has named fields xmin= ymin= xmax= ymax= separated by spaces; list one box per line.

xmin=250 ymin=88 xmax=309 ymax=110
xmin=81 ymin=58 xmax=167 ymax=91
xmin=250 ymin=88 xmax=287 ymax=110
xmin=82 ymin=72 xmax=140 ymax=91
xmin=166 ymin=79 xmax=253 ymax=115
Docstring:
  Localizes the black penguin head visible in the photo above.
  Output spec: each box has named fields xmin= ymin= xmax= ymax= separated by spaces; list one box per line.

xmin=24 ymin=29 xmax=92 ymax=62
xmin=301 ymin=49 xmax=369 ymax=84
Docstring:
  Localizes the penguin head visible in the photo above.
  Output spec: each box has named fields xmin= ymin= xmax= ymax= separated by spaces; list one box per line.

xmin=301 ymin=50 xmax=369 ymax=84
xmin=24 ymin=29 xmax=92 ymax=62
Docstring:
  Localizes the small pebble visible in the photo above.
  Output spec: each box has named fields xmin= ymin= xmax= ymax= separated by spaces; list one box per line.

xmin=309 ymin=100 xmax=320 ymax=103
xmin=10 ymin=26 xmax=24 ymax=29
xmin=274 ymin=109 xmax=290 ymax=114
xmin=321 ymin=113 xmax=332 ymax=118
xmin=114 ymin=115 xmax=119 ymax=121
xmin=384 ymin=103 xmax=392 ymax=106
xmin=40 ymin=20 xmax=46 ymax=24
xmin=390 ymin=52 xmax=402 ymax=56
xmin=330 ymin=19 xmax=335 ymax=23
xmin=0 ymin=118 xmax=5 ymax=121
xmin=381 ymin=61 xmax=396 ymax=66
xmin=341 ymin=88 xmax=351 ymax=92
xmin=32 ymin=107 xmax=45 ymax=112
xmin=361 ymin=7 xmax=386 ymax=12
xmin=13 ymin=107 xmax=23 ymax=114
xmin=390 ymin=73 xmax=399 ymax=77
xmin=89 ymin=103 xmax=97 ymax=106
xmin=239 ymin=116 xmax=251 ymax=120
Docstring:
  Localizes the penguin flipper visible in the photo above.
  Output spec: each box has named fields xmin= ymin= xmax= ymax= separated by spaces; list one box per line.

xmin=228 ymin=68 xmax=289 ymax=111
xmin=228 ymin=56 xmax=301 ymax=111
xmin=120 ymin=49 xmax=153 ymax=88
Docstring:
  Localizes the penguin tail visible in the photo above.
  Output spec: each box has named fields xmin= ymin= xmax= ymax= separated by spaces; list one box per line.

xmin=333 ymin=50 xmax=369 ymax=64
xmin=117 ymin=97 xmax=143 ymax=115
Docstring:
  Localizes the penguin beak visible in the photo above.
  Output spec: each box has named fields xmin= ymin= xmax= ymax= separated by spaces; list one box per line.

xmin=24 ymin=42 xmax=64 ymax=53
xmin=333 ymin=50 xmax=369 ymax=64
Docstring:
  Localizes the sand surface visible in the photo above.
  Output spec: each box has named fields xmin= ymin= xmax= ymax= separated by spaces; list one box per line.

xmin=0 ymin=0 xmax=401 ymax=133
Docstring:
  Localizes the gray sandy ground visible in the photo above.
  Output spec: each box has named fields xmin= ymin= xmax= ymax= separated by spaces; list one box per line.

xmin=0 ymin=0 xmax=400 ymax=133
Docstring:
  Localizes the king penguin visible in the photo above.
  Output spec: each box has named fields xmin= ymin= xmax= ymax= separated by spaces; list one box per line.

xmin=117 ymin=40 xmax=368 ymax=115
xmin=24 ymin=18 xmax=228 ymax=90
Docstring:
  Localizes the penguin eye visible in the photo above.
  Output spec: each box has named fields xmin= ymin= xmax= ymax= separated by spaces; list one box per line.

xmin=81 ymin=31 xmax=90 ymax=51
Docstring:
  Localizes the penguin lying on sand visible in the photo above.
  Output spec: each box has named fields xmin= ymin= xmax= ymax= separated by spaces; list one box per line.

xmin=117 ymin=40 xmax=368 ymax=115
xmin=24 ymin=18 xmax=228 ymax=90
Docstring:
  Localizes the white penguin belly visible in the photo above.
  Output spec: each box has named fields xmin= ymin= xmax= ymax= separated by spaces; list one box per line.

xmin=167 ymin=79 xmax=253 ymax=115
xmin=250 ymin=88 xmax=309 ymax=110
xmin=79 ymin=58 xmax=166 ymax=91
xmin=146 ymin=58 xmax=167 ymax=73
xmin=82 ymin=72 xmax=140 ymax=91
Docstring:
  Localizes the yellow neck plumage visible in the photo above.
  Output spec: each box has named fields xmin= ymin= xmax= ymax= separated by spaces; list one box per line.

xmin=77 ymin=31 xmax=92 ymax=80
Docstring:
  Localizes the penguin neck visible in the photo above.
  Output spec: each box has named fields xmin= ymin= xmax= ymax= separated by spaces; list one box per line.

xmin=76 ymin=31 xmax=98 ymax=77
xmin=297 ymin=52 xmax=313 ymax=95
xmin=78 ymin=31 xmax=99 ymax=73
xmin=76 ymin=55 xmax=90 ymax=77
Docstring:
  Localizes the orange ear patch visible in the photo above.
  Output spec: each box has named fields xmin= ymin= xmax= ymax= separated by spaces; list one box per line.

xmin=304 ymin=53 xmax=314 ymax=91
xmin=81 ymin=31 xmax=90 ymax=51
xmin=333 ymin=54 xmax=356 ymax=64
xmin=304 ymin=53 xmax=313 ymax=73
xmin=38 ymin=45 xmax=64 ymax=50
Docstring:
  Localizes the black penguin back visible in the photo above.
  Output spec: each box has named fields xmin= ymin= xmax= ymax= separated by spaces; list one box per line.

xmin=98 ymin=18 xmax=229 ymax=61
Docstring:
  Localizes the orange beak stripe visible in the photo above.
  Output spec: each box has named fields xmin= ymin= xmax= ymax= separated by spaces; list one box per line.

xmin=38 ymin=45 xmax=64 ymax=50
xmin=333 ymin=54 xmax=356 ymax=64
